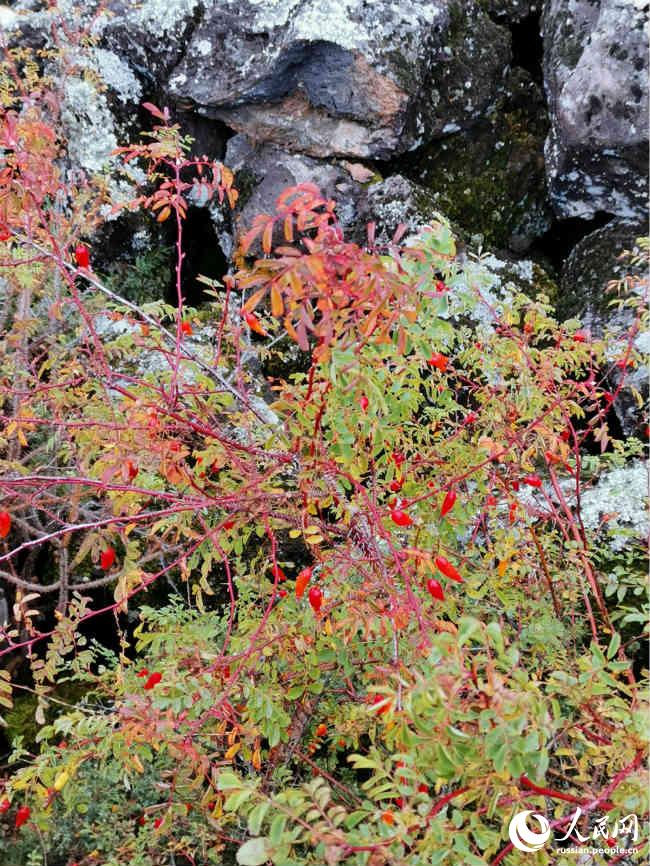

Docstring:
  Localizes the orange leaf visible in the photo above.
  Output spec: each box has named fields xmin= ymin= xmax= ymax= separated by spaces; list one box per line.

xmin=270 ymin=283 xmax=284 ymax=318
xmin=284 ymin=316 xmax=299 ymax=344
xmin=262 ymin=219 xmax=274 ymax=254
xmin=243 ymin=287 xmax=268 ymax=314
xmin=156 ymin=206 xmax=171 ymax=222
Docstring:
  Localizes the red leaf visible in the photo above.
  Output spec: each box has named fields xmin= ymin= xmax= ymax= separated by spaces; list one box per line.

xmin=141 ymin=102 xmax=166 ymax=121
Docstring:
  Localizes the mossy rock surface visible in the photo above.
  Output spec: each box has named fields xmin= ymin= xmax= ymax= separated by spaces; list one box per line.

xmin=395 ymin=71 xmax=551 ymax=252
xmin=559 ymin=220 xmax=647 ymax=322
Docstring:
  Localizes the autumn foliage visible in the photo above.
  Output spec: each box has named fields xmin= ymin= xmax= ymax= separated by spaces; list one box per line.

xmin=0 ymin=27 xmax=647 ymax=866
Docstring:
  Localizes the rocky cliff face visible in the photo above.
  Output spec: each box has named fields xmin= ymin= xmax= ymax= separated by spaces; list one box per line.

xmin=3 ymin=0 xmax=648 ymax=344
xmin=5 ymin=0 xmax=648 ymax=250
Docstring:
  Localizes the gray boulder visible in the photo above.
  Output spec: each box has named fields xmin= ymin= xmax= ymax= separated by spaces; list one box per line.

xmin=560 ymin=220 xmax=648 ymax=435
xmin=223 ymin=134 xmax=365 ymax=251
xmin=165 ymin=0 xmax=511 ymax=159
xmin=224 ymin=135 xmax=459 ymax=253
xmin=542 ymin=0 xmax=649 ymax=219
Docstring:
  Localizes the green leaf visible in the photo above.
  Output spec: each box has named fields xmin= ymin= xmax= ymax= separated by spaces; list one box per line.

xmin=486 ymin=622 xmax=504 ymax=656
xmin=458 ymin=616 xmax=481 ymax=647
xmin=607 ymin=632 xmax=621 ymax=660
xmin=248 ymin=802 xmax=271 ymax=836
xmin=218 ymin=771 xmax=242 ymax=790
xmin=269 ymin=814 xmax=287 ymax=845
xmin=236 ymin=837 xmax=271 ymax=866
xmin=225 ymin=789 xmax=253 ymax=812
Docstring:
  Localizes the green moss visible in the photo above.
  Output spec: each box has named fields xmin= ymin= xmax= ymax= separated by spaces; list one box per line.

xmin=4 ymin=693 xmax=40 ymax=749
xmin=4 ymin=681 xmax=89 ymax=751
xmin=532 ymin=263 xmax=560 ymax=305
xmin=395 ymin=72 xmax=551 ymax=251
xmin=559 ymin=222 xmax=647 ymax=320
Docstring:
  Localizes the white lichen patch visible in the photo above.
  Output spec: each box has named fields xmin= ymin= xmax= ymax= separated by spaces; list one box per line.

xmin=92 ymin=48 xmax=142 ymax=104
xmin=195 ymin=39 xmax=213 ymax=57
xmin=249 ymin=0 xmax=445 ymax=61
xmin=123 ymin=0 xmax=200 ymax=36
xmin=61 ymin=77 xmax=118 ymax=174
xmin=578 ymin=462 xmax=649 ymax=550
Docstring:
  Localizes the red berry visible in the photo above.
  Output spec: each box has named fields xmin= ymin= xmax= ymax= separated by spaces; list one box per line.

xmin=137 ymin=814 xmax=147 ymax=826
xmin=426 ymin=578 xmax=445 ymax=601
xmin=271 ymin=564 xmax=287 ymax=583
xmin=74 ymin=245 xmax=90 ymax=269
xmin=394 ymin=797 xmax=404 ymax=808
xmin=389 ymin=477 xmax=404 ymax=492
xmin=136 ymin=668 xmax=149 ymax=678
xmin=295 ymin=567 xmax=312 ymax=599
xmin=392 ymin=451 xmax=405 ymax=467
xmin=417 ymin=783 xmax=429 ymax=794
xmin=359 ymin=395 xmax=369 ymax=412
xmin=440 ymin=488 xmax=457 ymax=517
xmin=100 ymin=547 xmax=116 ymax=570
xmin=14 ymin=805 xmax=30 ymax=829
xmin=486 ymin=495 xmax=497 ymax=507
xmin=522 ymin=475 xmax=542 ymax=488
xmin=427 ymin=352 xmax=449 ymax=372
xmin=390 ymin=509 xmax=413 ymax=527
xmin=434 ymin=556 xmax=463 ymax=583
xmin=125 ymin=460 xmax=139 ymax=481
xmin=308 ymin=586 xmax=323 ymax=613
xmin=434 ymin=280 xmax=447 ymax=293
xmin=154 ymin=817 xmax=163 ymax=829
xmin=223 ymin=519 xmax=236 ymax=530
xmin=573 ymin=331 xmax=587 ymax=343
xmin=278 ymin=588 xmax=287 ymax=598
xmin=0 ymin=227 xmax=11 ymax=242
xmin=315 ymin=723 xmax=327 ymax=737
xmin=0 ymin=798 xmax=10 ymax=813
xmin=143 ymin=672 xmax=162 ymax=690
xmin=180 ymin=320 xmax=193 ymax=336
xmin=370 ymin=694 xmax=391 ymax=715
xmin=242 ymin=310 xmax=268 ymax=336
xmin=0 ymin=510 xmax=10 ymax=538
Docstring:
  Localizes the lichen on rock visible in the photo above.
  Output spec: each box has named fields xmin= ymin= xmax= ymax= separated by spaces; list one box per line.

xmin=542 ymin=0 xmax=649 ymax=220
xmin=394 ymin=70 xmax=551 ymax=251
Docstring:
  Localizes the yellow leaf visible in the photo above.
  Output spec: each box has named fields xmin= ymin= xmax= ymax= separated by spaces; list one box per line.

xmin=225 ymin=742 xmax=241 ymax=761
xmin=53 ymin=770 xmax=69 ymax=791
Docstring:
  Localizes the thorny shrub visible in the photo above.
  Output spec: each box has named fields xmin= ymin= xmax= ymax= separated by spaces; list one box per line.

xmin=0 ymin=21 xmax=648 ymax=866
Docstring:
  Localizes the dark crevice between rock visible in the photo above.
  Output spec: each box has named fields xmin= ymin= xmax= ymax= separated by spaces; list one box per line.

xmin=508 ymin=11 xmax=545 ymax=86
xmin=527 ymin=211 xmax=616 ymax=276
xmin=168 ymin=205 xmax=228 ymax=306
